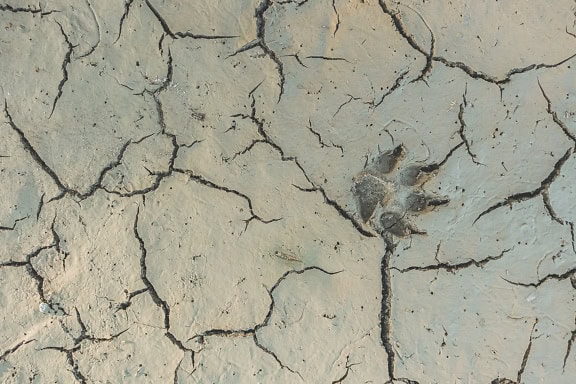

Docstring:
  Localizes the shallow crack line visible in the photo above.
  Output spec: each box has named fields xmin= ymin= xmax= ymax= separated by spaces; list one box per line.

xmin=25 ymin=217 xmax=61 ymax=302
xmin=391 ymin=248 xmax=512 ymax=273
xmin=26 ymin=245 xmax=54 ymax=302
xmin=144 ymin=0 xmax=237 ymax=41
xmin=389 ymin=378 xmax=420 ymax=384
xmin=252 ymin=335 xmax=303 ymax=379
xmin=517 ymin=319 xmax=538 ymax=383
xmin=173 ymin=356 xmax=184 ymax=384
xmin=333 ymin=94 xmax=361 ymax=117
xmin=106 ymin=69 xmax=182 ymax=199
xmin=233 ymin=92 xmax=370 ymax=237
xmin=378 ymin=1 xmax=432 ymax=82
xmin=433 ymin=56 xmax=499 ymax=83
xmin=45 ymin=133 xmax=160 ymax=201
xmin=173 ymin=167 xmax=280 ymax=231
xmin=227 ymin=0 xmax=285 ymax=102
xmin=150 ymin=49 xmax=174 ymax=94
xmin=563 ymin=316 xmax=576 ymax=371
xmin=0 ymin=3 xmax=42 ymax=13
xmin=294 ymin=184 xmax=375 ymax=237
xmin=371 ymin=70 xmax=409 ymax=108
xmin=114 ymin=0 xmax=135 ymax=44
xmin=331 ymin=0 xmax=340 ymax=37
xmin=419 ymin=141 xmax=464 ymax=172
xmin=76 ymin=0 xmax=100 ymax=59
xmin=502 ymin=265 xmax=576 ymax=288
xmin=435 ymin=51 xmax=576 ymax=85
xmin=226 ymin=38 xmax=261 ymax=58
xmin=231 ymin=92 xmax=316 ymax=187
xmin=570 ymin=222 xmax=576 ymax=255
xmin=457 ymin=89 xmax=482 ymax=165
xmin=474 ymin=147 xmax=573 ymax=224
xmin=145 ymin=0 xmax=175 ymax=37
xmin=36 ymin=193 xmax=45 ymax=220
xmin=378 ymin=1 xmax=427 ymax=57
xmin=189 ymin=266 xmax=341 ymax=379
xmin=277 ymin=0 xmax=311 ymax=5
xmin=255 ymin=0 xmax=285 ymax=102
xmin=305 ymin=55 xmax=350 ymax=63
xmin=72 ymin=138 xmax=135 ymax=200
xmin=538 ymin=80 xmax=576 ymax=148
xmin=331 ymin=355 xmax=360 ymax=384
xmin=0 ymin=260 xmax=28 ymax=268
xmin=73 ymin=307 xmax=129 ymax=345
xmin=282 ymin=53 xmax=308 ymax=68
xmin=0 ymin=215 xmax=28 ymax=231
xmin=254 ymin=266 xmax=342 ymax=378
xmin=191 ymin=328 xmax=254 ymax=341
xmin=115 ymin=287 xmax=149 ymax=312
xmin=50 ymin=22 xmax=75 ymax=118
xmin=0 ymin=339 xmax=34 ymax=360
xmin=542 ymin=190 xmax=564 ymax=225
xmin=4 ymin=100 xmax=66 ymax=191
xmin=224 ymin=139 xmax=267 ymax=162
xmin=174 ymin=31 xmax=238 ymax=39
xmin=133 ymin=207 xmax=171 ymax=330
xmin=379 ymin=0 xmax=576 ymax=85
xmin=41 ymin=346 xmax=86 ymax=383
xmin=505 ymin=52 xmax=576 ymax=80
xmin=134 ymin=206 xmax=192 ymax=354
xmin=306 ymin=118 xmax=343 ymax=154
xmin=381 ymin=237 xmax=395 ymax=380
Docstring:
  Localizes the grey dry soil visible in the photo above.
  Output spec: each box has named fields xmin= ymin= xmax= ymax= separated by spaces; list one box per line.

xmin=1 ymin=1 xmax=576 ymax=383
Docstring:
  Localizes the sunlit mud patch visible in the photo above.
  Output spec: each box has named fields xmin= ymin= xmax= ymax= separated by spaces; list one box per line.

xmin=352 ymin=145 xmax=449 ymax=237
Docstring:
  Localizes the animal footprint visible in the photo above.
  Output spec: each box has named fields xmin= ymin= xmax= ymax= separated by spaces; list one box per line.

xmin=352 ymin=145 xmax=449 ymax=237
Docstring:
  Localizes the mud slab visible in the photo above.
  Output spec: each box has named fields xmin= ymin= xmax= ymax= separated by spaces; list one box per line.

xmin=1 ymin=1 xmax=576 ymax=383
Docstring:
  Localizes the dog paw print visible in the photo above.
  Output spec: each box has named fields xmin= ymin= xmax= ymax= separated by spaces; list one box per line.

xmin=352 ymin=145 xmax=449 ymax=237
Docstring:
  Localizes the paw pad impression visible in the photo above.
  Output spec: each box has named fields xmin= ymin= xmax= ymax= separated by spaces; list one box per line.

xmin=352 ymin=145 xmax=449 ymax=237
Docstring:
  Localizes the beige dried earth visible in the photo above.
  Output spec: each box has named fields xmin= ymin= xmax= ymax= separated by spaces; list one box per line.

xmin=1 ymin=1 xmax=576 ymax=383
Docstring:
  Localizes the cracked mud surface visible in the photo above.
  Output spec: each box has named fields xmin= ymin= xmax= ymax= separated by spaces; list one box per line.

xmin=1 ymin=1 xmax=576 ymax=383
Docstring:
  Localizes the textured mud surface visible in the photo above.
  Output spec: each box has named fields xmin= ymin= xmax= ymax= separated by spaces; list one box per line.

xmin=1 ymin=1 xmax=576 ymax=383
